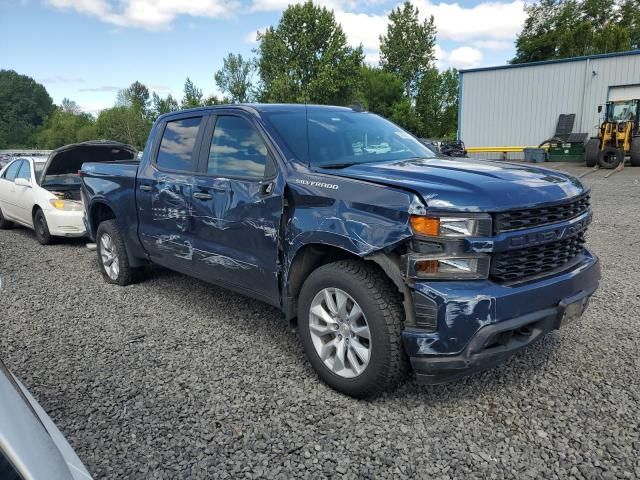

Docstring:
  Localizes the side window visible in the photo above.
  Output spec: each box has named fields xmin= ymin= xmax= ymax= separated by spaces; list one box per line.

xmin=16 ymin=161 xmax=31 ymax=181
xmin=208 ymin=116 xmax=268 ymax=179
xmin=155 ymin=117 xmax=202 ymax=171
xmin=2 ymin=161 xmax=22 ymax=181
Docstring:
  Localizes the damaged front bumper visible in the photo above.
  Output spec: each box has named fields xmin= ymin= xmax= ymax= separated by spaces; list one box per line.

xmin=402 ymin=249 xmax=600 ymax=384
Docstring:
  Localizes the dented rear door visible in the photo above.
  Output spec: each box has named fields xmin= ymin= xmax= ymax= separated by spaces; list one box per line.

xmin=137 ymin=113 xmax=206 ymax=272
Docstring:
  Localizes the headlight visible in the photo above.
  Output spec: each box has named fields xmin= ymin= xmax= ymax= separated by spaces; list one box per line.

xmin=49 ymin=199 xmax=83 ymax=211
xmin=403 ymin=253 xmax=490 ymax=280
xmin=410 ymin=215 xmax=492 ymax=237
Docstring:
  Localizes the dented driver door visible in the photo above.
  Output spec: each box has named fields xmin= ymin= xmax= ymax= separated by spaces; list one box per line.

xmin=190 ymin=113 xmax=282 ymax=305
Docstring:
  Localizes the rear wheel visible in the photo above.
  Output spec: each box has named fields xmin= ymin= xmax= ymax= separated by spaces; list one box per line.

xmin=630 ymin=137 xmax=640 ymax=166
xmin=297 ymin=260 xmax=408 ymax=398
xmin=598 ymin=146 xmax=624 ymax=169
xmin=33 ymin=209 xmax=53 ymax=245
xmin=96 ymin=219 xmax=142 ymax=286
xmin=584 ymin=138 xmax=599 ymax=167
xmin=0 ymin=207 xmax=13 ymax=229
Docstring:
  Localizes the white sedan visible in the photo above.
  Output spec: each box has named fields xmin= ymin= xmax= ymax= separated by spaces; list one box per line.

xmin=0 ymin=157 xmax=86 ymax=244
xmin=0 ymin=142 xmax=137 ymax=245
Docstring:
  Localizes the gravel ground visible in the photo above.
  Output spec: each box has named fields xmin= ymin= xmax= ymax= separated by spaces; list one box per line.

xmin=1 ymin=163 xmax=639 ymax=479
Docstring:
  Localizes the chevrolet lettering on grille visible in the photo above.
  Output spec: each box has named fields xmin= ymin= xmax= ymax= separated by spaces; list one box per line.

xmin=507 ymin=213 xmax=592 ymax=249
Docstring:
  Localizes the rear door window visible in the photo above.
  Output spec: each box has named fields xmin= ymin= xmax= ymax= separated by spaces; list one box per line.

xmin=156 ymin=117 xmax=203 ymax=172
xmin=2 ymin=161 xmax=22 ymax=181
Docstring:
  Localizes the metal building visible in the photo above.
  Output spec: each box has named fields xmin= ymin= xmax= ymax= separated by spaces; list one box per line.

xmin=458 ymin=50 xmax=640 ymax=155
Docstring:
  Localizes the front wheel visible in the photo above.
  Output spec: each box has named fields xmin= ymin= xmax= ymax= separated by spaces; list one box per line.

xmin=33 ymin=209 xmax=53 ymax=245
xmin=297 ymin=260 xmax=407 ymax=398
xmin=96 ymin=220 xmax=142 ymax=286
xmin=630 ymin=137 xmax=640 ymax=166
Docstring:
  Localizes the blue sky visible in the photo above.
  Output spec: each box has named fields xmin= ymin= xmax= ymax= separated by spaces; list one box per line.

xmin=0 ymin=0 xmax=526 ymax=114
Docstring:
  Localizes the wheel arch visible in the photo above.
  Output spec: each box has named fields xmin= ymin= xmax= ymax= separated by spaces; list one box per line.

xmin=283 ymin=242 xmax=413 ymax=326
xmin=89 ymin=201 xmax=116 ymax=239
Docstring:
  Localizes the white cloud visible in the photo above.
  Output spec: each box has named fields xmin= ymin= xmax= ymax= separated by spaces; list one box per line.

xmin=448 ymin=46 xmax=483 ymax=68
xmin=334 ymin=11 xmax=387 ymax=51
xmin=414 ymin=0 xmax=526 ymax=41
xmin=40 ymin=75 xmax=85 ymax=83
xmin=472 ymin=39 xmax=514 ymax=51
xmin=46 ymin=0 xmax=238 ymax=30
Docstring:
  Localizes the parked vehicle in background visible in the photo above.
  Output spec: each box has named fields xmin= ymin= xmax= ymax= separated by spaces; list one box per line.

xmin=80 ymin=104 xmax=600 ymax=397
xmin=0 ymin=142 xmax=136 ymax=244
xmin=0 ymin=359 xmax=92 ymax=480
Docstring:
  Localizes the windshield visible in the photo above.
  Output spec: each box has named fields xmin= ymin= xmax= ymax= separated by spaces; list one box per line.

xmin=263 ymin=108 xmax=435 ymax=168
xmin=607 ymin=101 xmax=637 ymax=122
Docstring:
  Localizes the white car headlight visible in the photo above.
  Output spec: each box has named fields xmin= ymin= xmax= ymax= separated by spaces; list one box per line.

xmin=49 ymin=199 xmax=83 ymax=212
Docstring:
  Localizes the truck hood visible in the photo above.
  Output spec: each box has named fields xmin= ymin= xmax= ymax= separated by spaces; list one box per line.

xmin=328 ymin=157 xmax=586 ymax=212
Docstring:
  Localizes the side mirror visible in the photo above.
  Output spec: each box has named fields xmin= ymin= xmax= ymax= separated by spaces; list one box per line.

xmin=598 ymin=106 xmax=602 ymax=113
xmin=14 ymin=178 xmax=30 ymax=187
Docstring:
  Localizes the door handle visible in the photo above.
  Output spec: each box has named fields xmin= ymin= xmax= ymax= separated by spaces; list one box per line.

xmin=193 ymin=192 xmax=213 ymax=200
xmin=139 ymin=184 xmax=153 ymax=191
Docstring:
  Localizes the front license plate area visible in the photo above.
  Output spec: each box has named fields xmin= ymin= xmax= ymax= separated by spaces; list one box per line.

xmin=558 ymin=295 xmax=590 ymax=328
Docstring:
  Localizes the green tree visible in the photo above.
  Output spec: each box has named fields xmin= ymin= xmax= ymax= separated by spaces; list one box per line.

xmin=151 ymin=92 xmax=179 ymax=119
xmin=214 ymin=53 xmax=254 ymax=103
xmin=416 ymin=68 xmax=459 ymax=140
xmin=34 ymin=107 xmax=96 ymax=149
xmin=379 ymin=1 xmax=437 ymax=99
xmin=512 ymin=0 xmax=634 ymax=64
xmin=118 ymin=81 xmax=151 ymax=114
xmin=356 ymin=66 xmax=404 ymax=119
xmin=181 ymin=77 xmax=203 ymax=109
xmin=61 ymin=97 xmax=81 ymax=114
xmin=257 ymin=1 xmax=364 ymax=104
xmin=619 ymin=0 xmax=640 ymax=49
xmin=0 ymin=70 xmax=54 ymax=148
xmin=95 ymin=106 xmax=151 ymax=149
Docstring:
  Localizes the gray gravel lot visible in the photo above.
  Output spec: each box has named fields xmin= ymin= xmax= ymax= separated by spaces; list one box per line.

xmin=1 ymin=163 xmax=639 ymax=479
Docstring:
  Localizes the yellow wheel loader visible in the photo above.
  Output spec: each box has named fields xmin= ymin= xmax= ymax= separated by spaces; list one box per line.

xmin=585 ymin=99 xmax=640 ymax=169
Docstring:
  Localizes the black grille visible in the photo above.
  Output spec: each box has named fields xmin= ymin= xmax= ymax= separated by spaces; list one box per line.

xmin=491 ymin=231 xmax=586 ymax=283
xmin=494 ymin=194 xmax=590 ymax=232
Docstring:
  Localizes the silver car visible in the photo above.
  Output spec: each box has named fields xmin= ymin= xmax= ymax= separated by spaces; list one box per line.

xmin=0 ymin=359 xmax=92 ymax=479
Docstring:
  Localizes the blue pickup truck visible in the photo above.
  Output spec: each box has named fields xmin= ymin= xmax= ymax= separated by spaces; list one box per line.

xmin=80 ymin=104 xmax=600 ymax=397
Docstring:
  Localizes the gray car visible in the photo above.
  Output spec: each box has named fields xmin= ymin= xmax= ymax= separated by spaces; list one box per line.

xmin=0 ymin=359 xmax=92 ymax=479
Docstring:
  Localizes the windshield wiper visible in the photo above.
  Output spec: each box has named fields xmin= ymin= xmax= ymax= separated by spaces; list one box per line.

xmin=317 ymin=162 xmax=358 ymax=169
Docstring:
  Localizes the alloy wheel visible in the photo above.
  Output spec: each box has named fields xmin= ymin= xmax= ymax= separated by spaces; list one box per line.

xmin=308 ymin=287 xmax=371 ymax=378
xmin=100 ymin=233 xmax=120 ymax=280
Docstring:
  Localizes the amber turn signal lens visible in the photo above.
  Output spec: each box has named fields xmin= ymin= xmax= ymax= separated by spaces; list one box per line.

xmin=415 ymin=260 xmax=439 ymax=274
xmin=409 ymin=216 xmax=440 ymax=236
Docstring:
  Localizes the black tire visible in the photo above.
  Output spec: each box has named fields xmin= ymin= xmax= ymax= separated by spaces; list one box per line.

xmin=297 ymin=260 xmax=408 ymax=398
xmin=33 ymin=209 xmax=54 ymax=245
xmin=0 ymin=207 xmax=13 ymax=229
xmin=598 ymin=146 xmax=624 ymax=169
xmin=584 ymin=138 xmax=599 ymax=167
xmin=630 ymin=137 xmax=640 ymax=166
xmin=96 ymin=219 xmax=143 ymax=286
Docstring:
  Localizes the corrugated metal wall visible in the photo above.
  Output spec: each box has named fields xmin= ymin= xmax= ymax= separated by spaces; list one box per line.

xmin=459 ymin=52 xmax=640 ymax=149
